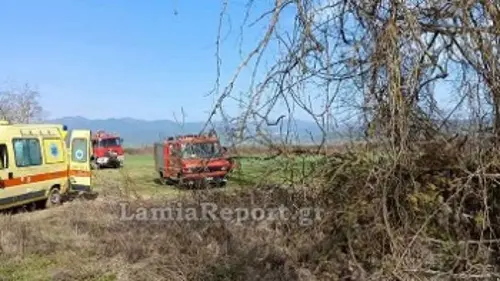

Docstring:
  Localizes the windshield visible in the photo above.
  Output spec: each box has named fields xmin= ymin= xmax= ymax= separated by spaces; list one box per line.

xmin=95 ymin=138 xmax=121 ymax=147
xmin=181 ymin=142 xmax=222 ymax=159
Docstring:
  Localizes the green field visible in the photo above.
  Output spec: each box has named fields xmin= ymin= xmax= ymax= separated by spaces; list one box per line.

xmin=92 ymin=153 xmax=323 ymax=198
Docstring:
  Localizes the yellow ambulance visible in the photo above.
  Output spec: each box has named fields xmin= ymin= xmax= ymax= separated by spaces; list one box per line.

xmin=0 ymin=121 xmax=93 ymax=211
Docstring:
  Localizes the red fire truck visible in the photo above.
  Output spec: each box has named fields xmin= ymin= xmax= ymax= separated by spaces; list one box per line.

xmin=153 ymin=132 xmax=233 ymax=187
xmin=91 ymin=130 xmax=124 ymax=169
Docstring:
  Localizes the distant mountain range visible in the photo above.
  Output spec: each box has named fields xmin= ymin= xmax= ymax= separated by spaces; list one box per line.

xmin=47 ymin=116 xmax=364 ymax=147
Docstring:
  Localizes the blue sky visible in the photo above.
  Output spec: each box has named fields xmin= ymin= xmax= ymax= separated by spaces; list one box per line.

xmin=0 ymin=0 xmax=460 ymax=124
xmin=0 ymin=0 xmax=270 ymax=121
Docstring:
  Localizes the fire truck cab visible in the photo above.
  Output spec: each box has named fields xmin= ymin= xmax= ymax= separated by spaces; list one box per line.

xmin=153 ymin=132 xmax=233 ymax=187
xmin=91 ymin=130 xmax=124 ymax=169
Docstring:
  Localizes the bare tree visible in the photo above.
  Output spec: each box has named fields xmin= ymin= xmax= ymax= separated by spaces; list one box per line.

xmin=0 ymin=83 xmax=45 ymax=123
xmin=207 ymin=1 xmax=500 ymax=280
xmin=205 ymin=0 xmax=464 ymax=154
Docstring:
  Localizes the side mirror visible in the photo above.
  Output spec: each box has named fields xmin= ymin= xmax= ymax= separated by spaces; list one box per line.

xmin=120 ymin=138 xmax=124 ymax=143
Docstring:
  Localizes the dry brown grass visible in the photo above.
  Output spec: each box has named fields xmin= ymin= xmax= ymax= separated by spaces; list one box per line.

xmin=2 ymin=138 xmax=500 ymax=280
xmin=0 ymin=187 xmax=324 ymax=281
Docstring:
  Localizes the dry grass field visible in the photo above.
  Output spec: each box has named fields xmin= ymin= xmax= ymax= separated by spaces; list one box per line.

xmin=0 ymin=152 xmax=324 ymax=281
xmin=2 ymin=140 xmax=500 ymax=280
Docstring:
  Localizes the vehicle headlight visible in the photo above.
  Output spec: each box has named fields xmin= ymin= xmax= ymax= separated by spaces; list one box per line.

xmin=221 ymin=166 xmax=227 ymax=171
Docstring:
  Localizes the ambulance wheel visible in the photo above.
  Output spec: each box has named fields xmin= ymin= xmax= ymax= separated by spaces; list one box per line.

xmin=45 ymin=188 xmax=62 ymax=208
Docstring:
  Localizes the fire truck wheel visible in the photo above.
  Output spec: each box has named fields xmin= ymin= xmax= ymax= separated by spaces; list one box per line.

xmin=158 ymin=172 xmax=171 ymax=185
xmin=158 ymin=176 xmax=166 ymax=185
xmin=166 ymin=177 xmax=177 ymax=186
xmin=45 ymin=188 xmax=62 ymax=209
xmin=178 ymin=176 xmax=184 ymax=187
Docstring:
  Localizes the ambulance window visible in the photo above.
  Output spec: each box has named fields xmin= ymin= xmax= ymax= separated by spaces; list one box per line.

xmin=27 ymin=139 xmax=42 ymax=165
xmin=72 ymin=138 xmax=88 ymax=162
xmin=0 ymin=144 xmax=8 ymax=169
xmin=13 ymin=138 xmax=42 ymax=167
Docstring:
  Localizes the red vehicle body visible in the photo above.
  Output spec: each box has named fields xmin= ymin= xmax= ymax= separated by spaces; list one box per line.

xmin=91 ymin=130 xmax=124 ymax=169
xmin=153 ymin=133 xmax=233 ymax=186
